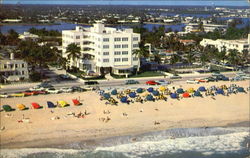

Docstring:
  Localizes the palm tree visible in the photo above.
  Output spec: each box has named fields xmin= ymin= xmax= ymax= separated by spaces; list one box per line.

xmin=132 ymin=41 xmax=149 ymax=74
xmin=185 ymin=52 xmax=195 ymax=66
xmin=66 ymin=43 xmax=81 ymax=70
xmin=241 ymin=49 xmax=249 ymax=67
xmin=227 ymin=49 xmax=240 ymax=70
xmin=170 ymin=54 xmax=181 ymax=65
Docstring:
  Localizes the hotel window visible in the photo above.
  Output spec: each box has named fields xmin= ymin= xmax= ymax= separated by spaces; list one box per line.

xmin=114 ymin=58 xmax=121 ymax=62
xmin=114 ymin=38 xmax=121 ymax=41
xmin=103 ymin=52 xmax=109 ymax=55
xmin=133 ymin=44 xmax=139 ymax=48
xmin=114 ymin=45 xmax=121 ymax=48
xmin=103 ymin=45 xmax=109 ymax=49
xmin=103 ymin=59 xmax=109 ymax=62
xmin=22 ymin=63 xmax=25 ymax=68
xmin=133 ymin=37 xmax=138 ymax=41
xmin=122 ymin=58 xmax=128 ymax=62
xmin=122 ymin=44 xmax=128 ymax=48
xmin=76 ymin=36 xmax=80 ymax=39
xmin=122 ymin=51 xmax=128 ymax=55
xmin=133 ymin=57 xmax=138 ymax=61
xmin=15 ymin=64 xmax=18 ymax=68
xmin=4 ymin=64 xmax=7 ymax=69
xmin=114 ymin=51 xmax=121 ymax=55
xmin=122 ymin=37 xmax=128 ymax=41
xmin=103 ymin=38 xmax=109 ymax=42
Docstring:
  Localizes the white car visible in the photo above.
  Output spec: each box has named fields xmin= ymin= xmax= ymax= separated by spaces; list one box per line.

xmin=60 ymin=87 xmax=73 ymax=93
xmin=46 ymin=88 xmax=61 ymax=94
xmin=29 ymin=85 xmax=45 ymax=91
xmin=186 ymin=79 xmax=199 ymax=84
xmin=156 ymin=80 xmax=171 ymax=85
xmin=0 ymin=93 xmax=9 ymax=98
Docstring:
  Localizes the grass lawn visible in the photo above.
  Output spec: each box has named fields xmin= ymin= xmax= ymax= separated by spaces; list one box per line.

xmin=130 ymin=71 xmax=164 ymax=78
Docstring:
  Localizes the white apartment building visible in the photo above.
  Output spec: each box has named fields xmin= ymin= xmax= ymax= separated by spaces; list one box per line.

xmin=62 ymin=23 xmax=140 ymax=76
xmin=19 ymin=32 xmax=39 ymax=40
xmin=200 ymin=37 xmax=250 ymax=53
xmin=185 ymin=23 xmax=227 ymax=33
xmin=0 ymin=53 xmax=29 ymax=82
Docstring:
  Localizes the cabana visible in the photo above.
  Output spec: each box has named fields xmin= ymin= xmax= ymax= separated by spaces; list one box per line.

xmin=2 ymin=105 xmax=14 ymax=112
xmin=120 ymin=96 xmax=128 ymax=103
xmin=147 ymin=87 xmax=154 ymax=92
xmin=198 ymin=86 xmax=206 ymax=92
xmin=47 ymin=101 xmax=56 ymax=108
xmin=58 ymin=101 xmax=68 ymax=107
xmin=170 ymin=93 xmax=178 ymax=99
xmin=16 ymin=104 xmax=27 ymax=110
xmin=182 ymin=92 xmax=190 ymax=98
xmin=216 ymin=89 xmax=224 ymax=95
xmin=176 ymin=88 xmax=184 ymax=94
xmin=111 ymin=89 xmax=118 ymax=95
xmin=103 ymin=93 xmax=111 ymax=100
xmin=187 ymin=88 xmax=195 ymax=93
xmin=129 ymin=92 xmax=137 ymax=98
xmin=237 ymin=87 xmax=245 ymax=93
xmin=194 ymin=91 xmax=202 ymax=97
xmin=136 ymin=88 xmax=143 ymax=93
xmin=146 ymin=94 xmax=154 ymax=101
xmin=72 ymin=99 xmax=81 ymax=106
xmin=152 ymin=90 xmax=160 ymax=96
xmin=31 ymin=102 xmax=42 ymax=109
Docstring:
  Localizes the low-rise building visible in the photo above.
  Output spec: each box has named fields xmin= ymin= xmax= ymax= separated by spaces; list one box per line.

xmin=0 ymin=53 xmax=29 ymax=82
xmin=19 ymin=32 xmax=39 ymax=40
xmin=185 ymin=23 xmax=227 ymax=33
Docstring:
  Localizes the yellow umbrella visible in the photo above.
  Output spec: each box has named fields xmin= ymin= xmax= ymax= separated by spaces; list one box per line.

xmin=187 ymin=88 xmax=195 ymax=93
xmin=58 ymin=101 xmax=68 ymax=107
xmin=16 ymin=104 xmax=26 ymax=110
xmin=159 ymin=86 xmax=166 ymax=92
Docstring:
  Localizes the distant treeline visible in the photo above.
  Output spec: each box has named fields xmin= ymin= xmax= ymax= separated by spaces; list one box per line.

xmin=29 ymin=28 xmax=61 ymax=37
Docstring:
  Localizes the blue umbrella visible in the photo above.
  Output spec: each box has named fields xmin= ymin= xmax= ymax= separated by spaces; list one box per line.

xmin=120 ymin=96 xmax=128 ymax=103
xmin=129 ymin=92 xmax=136 ymax=98
xmin=103 ymin=93 xmax=111 ymax=99
xmin=194 ymin=91 xmax=202 ymax=97
xmin=111 ymin=89 xmax=118 ymax=95
xmin=147 ymin=87 xmax=154 ymax=92
xmin=170 ymin=93 xmax=178 ymax=99
xmin=237 ymin=87 xmax=245 ymax=92
xmin=176 ymin=88 xmax=184 ymax=94
xmin=216 ymin=89 xmax=224 ymax=95
xmin=198 ymin=86 xmax=206 ymax=92
xmin=136 ymin=88 xmax=143 ymax=93
xmin=152 ymin=90 xmax=160 ymax=96
xmin=146 ymin=94 xmax=154 ymax=101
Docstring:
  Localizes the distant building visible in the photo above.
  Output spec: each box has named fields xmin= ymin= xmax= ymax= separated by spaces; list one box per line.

xmin=179 ymin=39 xmax=196 ymax=45
xmin=200 ymin=37 xmax=249 ymax=53
xmin=0 ymin=53 xmax=29 ymax=82
xmin=19 ymin=32 xmax=39 ymax=40
xmin=185 ymin=23 xmax=227 ymax=33
xmin=2 ymin=19 xmax=22 ymax=23
xmin=62 ymin=23 xmax=140 ymax=76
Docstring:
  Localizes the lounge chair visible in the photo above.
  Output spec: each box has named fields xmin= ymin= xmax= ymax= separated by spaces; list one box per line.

xmin=16 ymin=104 xmax=27 ymax=110
xmin=31 ymin=102 xmax=43 ymax=109
xmin=2 ymin=105 xmax=15 ymax=112
xmin=47 ymin=101 xmax=56 ymax=108
xmin=72 ymin=99 xmax=81 ymax=106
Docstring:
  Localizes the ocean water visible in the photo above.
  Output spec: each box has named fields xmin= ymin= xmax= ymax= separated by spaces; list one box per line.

xmin=1 ymin=127 xmax=249 ymax=158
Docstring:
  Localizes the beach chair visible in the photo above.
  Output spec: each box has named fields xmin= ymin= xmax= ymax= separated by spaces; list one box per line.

xmin=72 ymin=99 xmax=81 ymax=106
xmin=16 ymin=104 xmax=27 ymax=110
xmin=2 ymin=105 xmax=15 ymax=112
xmin=31 ymin=102 xmax=42 ymax=109
xmin=58 ymin=101 xmax=68 ymax=107
xmin=47 ymin=101 xmax=56 ymax=108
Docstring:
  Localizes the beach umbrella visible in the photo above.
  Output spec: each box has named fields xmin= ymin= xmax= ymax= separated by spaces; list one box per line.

xmin=159 ymin=86 xmax=166 ymax=92
xmin=2 ymin=105 xmax=14 ymax=112
xmin=136 ymin=88 xmax=143 ymax=93
xmin=187 ymin=88 xmax=195 ymax=93
xmin=194 ymin=91 xmax=202 ymax=97
xmin=141 ymin=91 xmax=150 ymax=97
xmin=237 ymin=87 xmax=245 ymax=93
xmin=58 ymin=101 xmax=68 ymax=107
xmin=170 ymin=93 xmax=178 ymax=99
xmin=198 ymin=86 xmax=206 ymax=92
xmin=16 ymin=104 xmax=26 ymax=110
xmin=31 ymin=102 xmax=42 ymax=109
xmin=111 ymin=89 xmax=118 ymax=95
xmin=47 ymin=101 xmax=56 ymax=108
xmin=147 ymin=87 xmax=154 ymax=92
xmin=120 ymin=96 xmax=128 ymax=103
xmin=103 ymin=93 xmax=111 ymax=99
xmin=216 ymin=89 xmax=224 ymax=95
xmin=129 ymin=92 xmax=137 ymax=98
xmin=146 ymin=94 xmax=154 ymax=101
xmin=182 ymin=92 xmax=190 ymax=98
xmin=176 ymin=88 xmax=184 ymax=94
xmin=152 ymin=90 xmax=160 ymax=96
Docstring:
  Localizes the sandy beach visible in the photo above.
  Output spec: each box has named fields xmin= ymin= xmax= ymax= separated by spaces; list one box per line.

xmin=0 ymin=80 xmax=249 ymax=149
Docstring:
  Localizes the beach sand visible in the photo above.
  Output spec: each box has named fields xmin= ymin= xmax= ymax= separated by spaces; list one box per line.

xmin=0 ymin=80 xmax=249 ymax=149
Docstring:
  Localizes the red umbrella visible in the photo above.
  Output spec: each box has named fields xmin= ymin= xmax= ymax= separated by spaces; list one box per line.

xmin=31 ymin=102 xmax=42 ymax=109
xmin=182 ymin=92 xmax=190 ymax=98
xmin=72 ymin=99 xmax=81 ymax=106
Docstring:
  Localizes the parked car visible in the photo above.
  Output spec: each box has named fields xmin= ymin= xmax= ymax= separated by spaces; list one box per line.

xmin=29 ymin=85 xmax=45 ymax=91
xmin=186 ymin=79 xmax=199 ymax=84
xmin=0 ymin=93 xmax=9 ymax=98
xmin=59 ymin=74 xmax=72 ymax=80
xmin=125 ymin=80 xmax=139 ymax=85
xmin=170 ymin=74 xmax=182 ymax=79
xmin=10 ymin=92 xmax=25 ymax=97
xmin=215 ymin=75 xmax=229 ymax=81
xmin=71 ymin=86 xmax=85 ymax=92
xmin=156 ymin=80 xmax=171 ymax=85
xmin=84 ymin=81 xmax=99 ymax=85
xmin=60 ymin=87 xmax=73 ymax=93
xmin=230 ymin=76 xmax=245 ymax=81
xmin=46 ymin=88 xmax=61 ymax=94
xmin=39 ymin=82 xmax=53 ymax=88
xmin=22 ymin=90 xmax=39 ymax=96
xmin=195 ymin=78 xmax=208 ymax=83
xmin=205 ymin=77 xmax=218 ymax=82
xmin=146 ymin=80 xmax=160 ymax=85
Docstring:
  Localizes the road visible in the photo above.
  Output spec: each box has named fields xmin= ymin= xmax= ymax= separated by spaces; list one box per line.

xmin=0 ymin=72 xmax=236 ymax=94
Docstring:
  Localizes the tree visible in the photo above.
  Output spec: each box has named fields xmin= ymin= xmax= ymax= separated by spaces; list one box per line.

xmin=132 ymin=41 xmax=149 ymax=74
xmin=6 ymin=29 xmax=20 ymax=45
xmin=227 ymin=49 xmax=241 ymax=69
xmin=170 ymin=54 xmax=181 ymax=65
xmin=66 ymin=43 xmax=81 ymax=70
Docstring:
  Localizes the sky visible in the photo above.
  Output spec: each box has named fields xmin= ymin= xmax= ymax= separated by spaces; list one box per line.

xmin=2 ymin=0 xmax=250 ymax=6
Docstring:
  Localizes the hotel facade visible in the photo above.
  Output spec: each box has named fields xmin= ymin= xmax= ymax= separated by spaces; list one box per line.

xmin=62 ymin=23 xmax=140 ymax=76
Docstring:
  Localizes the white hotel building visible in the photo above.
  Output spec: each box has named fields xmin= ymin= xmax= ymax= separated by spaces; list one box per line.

xmin=62 ymin=23 xmax=140 ymax=76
